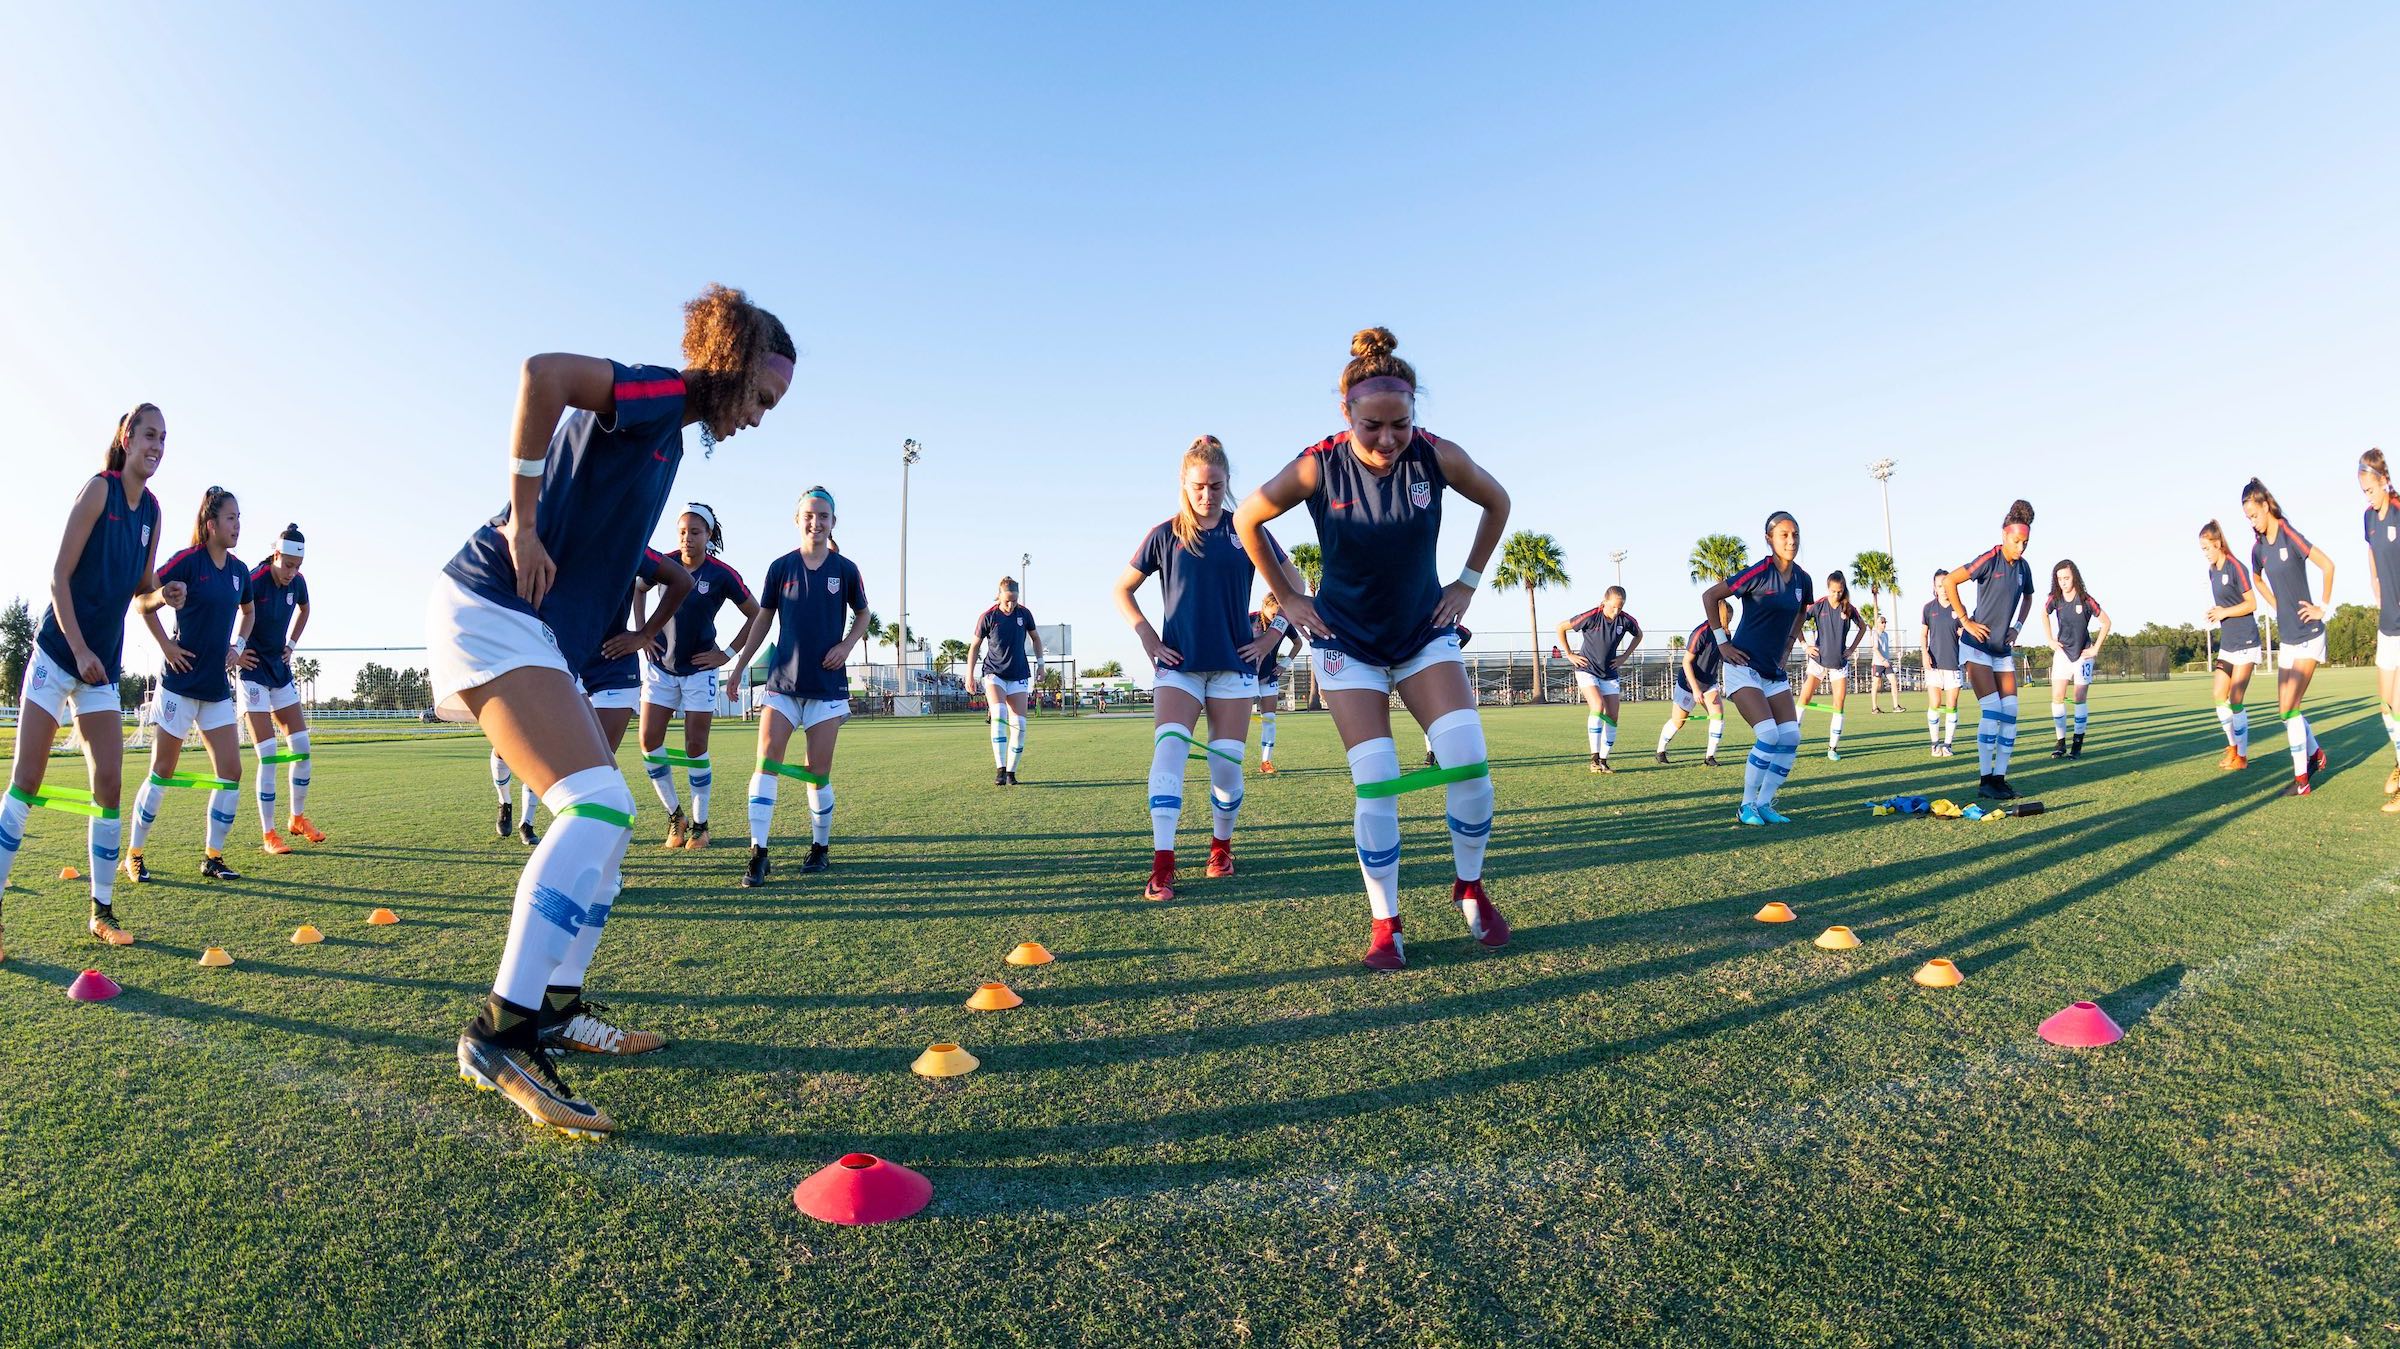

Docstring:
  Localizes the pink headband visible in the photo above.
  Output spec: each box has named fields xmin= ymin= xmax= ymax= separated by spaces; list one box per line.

xmin=2002 ymin=523 xmax=2030 ymax=541
xmin=758 ymin=353 xmax=795 ymax=383
xmin=1345 ymin=375 xmax=1414 ymax=403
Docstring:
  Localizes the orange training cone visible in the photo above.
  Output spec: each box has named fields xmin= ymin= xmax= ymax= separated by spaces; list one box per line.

xmin=1754 ymin=902 xmax=1795 ymax=923
xmin=966 ymin=981 xmax=1022 ymax=1011
xmin=290 ymin=924 xmax=324 ymax=945
xmin=793 ymin=1153 xmax=933 ymax=1225
xmin=1912 ymin=958 xmax=1963 ymax=988
xmin=60 ymin=866 xmax=80 ymax=881
xmin=198 ymin=946 xmax=234 ymax=967
xmin=1004 ymin=942 xmax=1054 ymax=967
xmin=2038 ymin=1000 xmax=2124 ymax=1047
xmin=1814 ymin=925 xmax=1860 ymax=950
xmin=367 ymin=908 xmax=399 ymax=926
xmin=912 ymin=1043 xmax=980 ymax=1078
xmin=65 ymin=969 xmax=121 ymax=1001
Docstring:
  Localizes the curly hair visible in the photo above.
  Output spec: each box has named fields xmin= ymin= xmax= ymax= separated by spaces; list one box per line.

xmin=2002 ymin=499 xmax=2035 ymax=531
xmin=681 ymin=284 xmax=796 ymax=438
xmin=1339 ymin=327 xmax=1419 ymax=403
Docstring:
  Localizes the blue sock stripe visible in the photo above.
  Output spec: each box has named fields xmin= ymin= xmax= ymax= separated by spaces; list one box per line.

xmin=1761 ymin=760 xmax=1791 ymax=780
xmin=582 ymin=901 xmax=611 ymax=932
xmin=528 ymin=883 xmax=587 ymax=936
xmin=749 ymin=796 xmax=775 ymax=807
xmin=1747 ymin=751 xmax=1775 ymax=770
xmin=1149 ymin=795 xmax=1182 ymax=810
xmin=137 ymin=806 xmax=157 ymax=824
xmin=209 ymin=809 xmax=237 ymax=826
xmin=1357 ymin=842 xmax=1401 ymax=869
xmin=1446 ymin=814 xmax=1493 ymax=838
xmin=1988 ymin=711 xmax=2017 ymax=724
xmin=689 ymin=773 xmax=711 ymax=788
xmin=1212 ymin=793 xmax=1243 ymax=811
xmin=0 ymin=827 xmax=18 ymax=853
xmin=811 ymin=803 xmax=835 ymax=817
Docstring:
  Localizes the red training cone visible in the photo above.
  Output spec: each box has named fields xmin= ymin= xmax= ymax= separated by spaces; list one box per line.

xmin=793 ymin=1153 xmax=933 ymax=1225
xmin=65 ymin=969 xmax=121 ymax=1001
xmin=2038 ymin=1000 xmax=2124 ymax=1047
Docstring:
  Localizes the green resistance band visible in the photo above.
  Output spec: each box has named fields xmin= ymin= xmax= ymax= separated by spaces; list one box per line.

xmin=7 ymin=783 xmax=117 ymax=820
xmin=644 ymin=748 xmax=709 ymax=766
xmin=762 ymin=758 xmax=829 ymax=787
xmin=1356 ymin=761 xmax=1490 ymax=799
xmin=258 ymin=750 xmax=309 ymax=764
xmin=149 ymin=771 xmax=238 ymax=791
xmin=1157 ymin=728 xmax=1243 ymax=766
xmin=557 ymin=802 xmax=633 ymax=829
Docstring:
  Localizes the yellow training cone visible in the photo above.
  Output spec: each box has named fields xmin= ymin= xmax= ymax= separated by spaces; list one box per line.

xmin=1004 ymin=942 xmax=1054 ymax=967
xmin=198 ymin=946 xmax=234 ymax=967
xmin=59 ymin=866 xmax=80 ymax=881
xmin=1814 ymin=926 xmax=1859 ymax=950
xmin=290 ymin=925 xmax=324 ymax=945
xmin=1754 ymin=902 xmax=1795 ymax=923
xmin=367 ymin=908 xmax=399 ymax=926
xmin=912 ymin=1042 xmax=980 ymax=1078
xmin=966 ymin=981 xmax=1022 ymax=1011
xmin=1912 ymin=957 xmax=1963 ymax=988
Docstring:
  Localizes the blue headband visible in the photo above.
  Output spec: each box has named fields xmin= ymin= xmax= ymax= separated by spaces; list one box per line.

xmin=801 ymin=488 xmax=835 ymax=514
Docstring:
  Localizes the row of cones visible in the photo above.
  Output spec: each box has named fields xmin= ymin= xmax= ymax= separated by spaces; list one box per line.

xmin=61 ymin=908 xmax=406 ymax=991
xmin=1751 ymin=902 xmax=2124 ymax=1044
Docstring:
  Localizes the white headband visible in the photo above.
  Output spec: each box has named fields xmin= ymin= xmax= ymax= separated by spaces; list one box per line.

xmin=684 ymin=503 xmax=718 ymax=534
xmin=278 ymin=539 xmax=305 ymax=558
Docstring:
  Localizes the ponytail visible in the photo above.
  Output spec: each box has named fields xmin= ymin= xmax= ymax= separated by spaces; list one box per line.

xmin=1171 ymin=436 xmax=1229 ymax=555
xmin=192 ymin=486 xmax=235 ymax=548
xmin=107 ymin=402 xmax=161 ymax=472
xmin=2240 ymin=478 xmax=2284 ymax=532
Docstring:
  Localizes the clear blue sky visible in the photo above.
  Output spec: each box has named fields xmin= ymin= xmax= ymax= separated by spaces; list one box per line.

xmin=4 ymin=3 xmax=2397 ymax=693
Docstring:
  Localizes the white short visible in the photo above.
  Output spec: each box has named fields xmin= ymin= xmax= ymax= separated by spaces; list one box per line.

xmin=1925 ymin=668 xmax=1963 ymax=691
xmin=1804 ymin=660 xmax=1849 ymax=684
xmin=1573 ymin=668 xmax=1623 ymax=697
xmin=1256 ymin=680 xmax=1280 ymax=700
xmin=424 ymin=575 xmax=569 ymax=722
xmin=761 ymin=692 xmax=850 ymax=730
xmin=642 ymin=662 xmax=722 ymax=713
xmin=2280 ymin=633 xmax=2328 ymax=666
xmin=2217 ymin=645 xmax=2261 ymax=670
xmin=1723 ymin=664 xmax=1792 ymax=700
xmin=238 ymin=679 xmax=302 ymax=714
xmin=585 ymin=684 xmax=641 ymax=711
xmin=983 ymin=676 xmax=1031 ymax=699
xmin=154 ymin=688 xmax=237 ymax=740
xmin=1314 ymin=633 xmax=1464 ymax=695
xmin=2378 ymin=632 xmax=2400 ymax=671
xmin=1961 ymin=646 xmax=2016 ymax=674
xmin=2051 ymin=654 xmax=2094 ymax=689
xmin=1155 ymin=669 xmax=1260 ymax=702
xmin=20 ymin=645 xmax=120 ymax=723
xmin=1671 ymin=684 xmax=1720 ymax=715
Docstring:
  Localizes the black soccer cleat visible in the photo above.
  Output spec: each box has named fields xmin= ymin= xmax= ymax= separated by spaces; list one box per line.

xmin=1703 ymin=754 xmax=1721 ymax=768
xmin=740 ymin=845 xmax=770 ymax=888
xmin=994 ymin=767 xmax=1008 ymax=788
xmin=518 ymin=822 xmax=539 ymax=848
xmin=1990 ymin=775 xmax=2019 ymax=801
xmin=2069 ymin=732 xmax=2084 ymax=759
xmin=1976 ymin=774 xmax=2004 ymax=799
xmin=201 ymin=853 xmax=242 ymax=881
xmin=1655 ymin=750 xmax=1669 ymax=765
xmin=2051 ymin=736 xmax=2069 ymax=759
xmin=801 ymin=843 xmax=829 ymax=874
xmin=1005 ymin=769 xmax=1019 ymax=786
xmin=496 ymin=801 xmax=514 ymax=839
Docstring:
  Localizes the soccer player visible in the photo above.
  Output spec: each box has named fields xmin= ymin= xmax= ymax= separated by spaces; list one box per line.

xmin=1249 ymin=594 xmax=1304 ymax=774
xmin=1113 ymin=436 xmax=1294 ymax=900
xmin=241 ymin=524 xmax=324 ymax=852
xmin=1936 ymin=500 xmax=2037 ymax=800
xmin=0 ymin=405 xmax=174 ymax=956
xmin=1656 ymin=622 xmax=1727 ymax=766
xmin=1233 ymin=326 xmax=1512 ymax=971
xmin=639 ymin=504 xmax=760 ymax=848
xmin=2357 ymin=450 xmax=2400 ymax=809
xmin=727 ymin=486 xmax=868 ymax=887
xmin=2243 ymin=479 xmax=2334 ymax=796
xmin=2200 ymin=520 xmax=2262 ymax=770
xmin=967 ymin=578 xmax=1043 ymax=785
xmin=579 ymin=547 xmax=691 ymax=753
xmin=490 ymin=753 xmax=541 ymax=845
xmin=125 ymin=487 xmax=254 ymax=884
xmin=1794 ymin=570 xmax=1865 ymax=760
xmin=2042 ymin=561 xmax=2110 ymax=759
xmin=1701 ymin=512 xmax=1813 ymax=825
xmin=1865 ymin=612 xmax=1902 ymax=713
xmin=1557 ymin=588 xmax=1641 ymax=773
xmin=429 ymin=283 xmax=794 ymax=1137
xmin=1918 ymin=569 xmax=1965 ymax=756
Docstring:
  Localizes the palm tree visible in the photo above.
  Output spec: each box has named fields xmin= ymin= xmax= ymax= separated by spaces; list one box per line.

xmin=292 ymin=655 xmax=322 ymax=704
xmin=1491 ymin=531 xmax=1570 ymax=699
xmin=1688 ymin=533 xmax=1749 ymax=586
xmin=934 ymin=638 xmax=970 ymax=675
xmin=1850 ymin=549 xmax=1898 ymax=620
xmin=1287 ymin=542 xmax=1322 ymax=593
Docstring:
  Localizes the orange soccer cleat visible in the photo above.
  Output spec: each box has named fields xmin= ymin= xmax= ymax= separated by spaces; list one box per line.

xmin=287 ymin=815 xmax=326 ymax=844
xmin=261 ymin=830 xmax=295 ymax=856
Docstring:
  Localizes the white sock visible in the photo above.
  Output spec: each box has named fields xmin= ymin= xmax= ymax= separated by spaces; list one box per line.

xmin=206 ymin=786 xmax=236 ymax=854
xmin=1706 ymin=717 xmax=1724 ymax=758
xmin=1260 ymin=712 xmax=1277 ymax=757
xmin=1926 ymin=708 xmax=1941 ymax=745
xmin=748 ymin=772 xmax=777 ymax=848
xmin=1207 ymin=739 xmax=1245 ymax=842
xmin=2384 ymin=712 xmax=2400 ymax=762
xmin=1977 ymin=694 xmax=2002 ymax=774
xmin=990 ymin=712 xmax=1008 ymax=768
xmin=2052 ymin=702 xmax=2068 ymax=738
xmin=255 ymin=737 xmax=280 ymax=829
xmin=1828 ymin=713 xmax=1844 ymax=749
xmin=2073 ymin=704 xmax=2088 ymax=736
xmin=539 ymin=789 xmax=631 ymax=991
xmin=129 ymin=777 xmax=165 ymax=851
xmin=643 ymin=754 xmax=679 ymax=815
xmin=89 ymin=813 xmax=121 ymax=906
xmin=491 ymin=766 xmax=633 ymax=1009
xmin=1148 ymin=725 xmax=1187 ymax=851
xmin=807 ymin=782 xmax=834 ymax=846
xmin=1349 ymin=738 xmax=1402 ymax=921
xmin=1586 ymin=714 xmax=1603 ymax=755
xmin=2232 ymin=703 xmax=2250 ymax=754
xmin=1742 ymin=723 xmax=1770 ymax=806
xmin=686 ymin=756 xmax=712 ymax=825
xmin=1995 ymin=695 xmax=2020 ymax=773
xmin=491 ymin=752 xmax=513 ymax=806
xmin=0 ymin=790 xmax=30 ymax=895
xmin=1659 ymin=718 xmax=1681 ymax=752
xmin=1428 ymin=710 xmax=1492 ymax=881
xmin=1006 ymin=712 xmax=1026 ymax=771
xmin=520 ymin=783 xmax=539 ymax=822
xmin=1600 ymin=717 xmax=1617 ymax=757
xmin=286 ymin=730 xmax=311 ymax=818
xmin=2286 ymin=713 xmax=2310 ymax=777
xmin=1944 ymin=710 xmax=1958 ymax=746
xmin=1759 ymin=721 xmax=1800 ymax=807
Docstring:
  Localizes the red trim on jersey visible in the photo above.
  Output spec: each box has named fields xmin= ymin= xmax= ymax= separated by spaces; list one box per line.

xmin=1962 ymin=545 xmax=2002 ymax=576
xmin=1727 ymin=559 xmax=1774 ymax=590
xmin=2279 ymin=520 xmax=2313 ymax=556
xmin=1568 ymin=606 xmax=1604 ymax=628
xmin=614 ymin=377 xmax=685 ymax=403
xmin=711 ymin=556 xmax=753 ymax=602
xmin=158 ymin=546 xmax=202 ymax=578
xmin=2229 ymin=558 xmax=2251 ymax=590
xmin=1301 ymin=432 xmax=1350 ymax=457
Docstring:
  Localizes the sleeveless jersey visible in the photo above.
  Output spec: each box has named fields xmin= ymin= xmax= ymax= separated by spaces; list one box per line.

xmin=37 ymin=471 xmax=162 ymax=683
xmin=1300 ymin=429 xmax=1449 ymax=668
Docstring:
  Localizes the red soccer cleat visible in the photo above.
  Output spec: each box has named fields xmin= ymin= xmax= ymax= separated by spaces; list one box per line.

xmin=1362 ymin=916 xmax=1406 ymax=970
xmin=1144 ymin=849 xmax=1176 ymax=902
xmin=1206 ymin=837 xmax=1235 ymax=878
xmin=2309 ymin=747 xmax=2328 ymax=778
xmin=1455 ymin=878 xmax=1511 ymax=948
xmin=2286 ymin=777 xmax=2311 ymax=797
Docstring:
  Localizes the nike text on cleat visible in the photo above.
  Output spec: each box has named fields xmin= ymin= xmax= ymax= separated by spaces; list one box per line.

xmin=740 ymin=845 xmax=770 ymax=888
xmin=261 ymin=830 xmax=293 ymax=856
xmin=1456 ymin=879 xmax=1510 ymax=948
xmin=122 ymin=850 xmax=150 ymax=883
xmin=2287 ymin=778 xmax=2312 ymax=797
xmin=89 ymin=905 xmax=132 ymax=946
xmin=683 ymin=822 xmax=710 ymax=850
xmin=457 ymin=1016 xmax=615 ymax=1138
xmin=664 ymin=807 xmax=687 ymax=850
xmin=1145 ymin=849 xmax=1176 ymax=901
xmin=496 ymin=802 xmax=513 ymax=838
xmin=288 ymin=815 xmax=325 ymax=843
xmin=800 ymin=843 xmax=828 ymax=874
xmin=201 ymin=853 xmax=242 ymax=881
xmin=545 ymin=1000 xmax=666 ymax=1056
xmin=1362 ymin=916 xmax=1406 ymax=970
xmin=1207 ymin=839 xmax=1235 ymax=879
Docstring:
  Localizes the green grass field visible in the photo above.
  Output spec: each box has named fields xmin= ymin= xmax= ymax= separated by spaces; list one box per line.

xmin=3 ymin=673 xmax=2397 ymax=1347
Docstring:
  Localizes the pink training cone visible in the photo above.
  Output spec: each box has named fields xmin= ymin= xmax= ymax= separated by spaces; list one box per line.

xmin=66 ymin=969 xmax=121 ymax=1001
xmin=2038 ymin=1000 xmax=2124 ymax=1047
xmin=792 ymin=1153 xmax=933 ymax=1225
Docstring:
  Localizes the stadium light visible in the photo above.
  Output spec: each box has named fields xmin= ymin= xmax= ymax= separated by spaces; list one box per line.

xmin=900 ymin=439 xmax=921 ymax=694
xmin=1610 ymin=549 xmax=1628 ymax=585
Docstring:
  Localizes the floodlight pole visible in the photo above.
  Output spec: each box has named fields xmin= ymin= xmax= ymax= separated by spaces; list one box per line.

xmin=900 ymin=439 xmax=920 ymax=692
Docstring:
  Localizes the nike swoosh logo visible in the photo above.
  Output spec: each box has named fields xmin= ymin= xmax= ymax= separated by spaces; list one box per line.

xmin=652 ymin=450 xmax=668 ymax=462
xmin=1329 ymin=499 xmax=1356 ymax=509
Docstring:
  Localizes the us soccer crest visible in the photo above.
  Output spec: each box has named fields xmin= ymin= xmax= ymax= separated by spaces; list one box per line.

xmin=2386 ymin=524 xmax=2394 ymax=542
xmin=695 ymin=580 xmax=710 ymax=595
xmin=2280 ymin=547 xmax=2291 ymax=561
xmin=140 ymin=524 xmax=151 ymax=546
xmin=825 ymin=575 xmax=841 ymax=594
xmin=1323 ymin=651 xmax=1347 ymax=675
xmin=1409 ymin=481 xmax=1432 ymax=509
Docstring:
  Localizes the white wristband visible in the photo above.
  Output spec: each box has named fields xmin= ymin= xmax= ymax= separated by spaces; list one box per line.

xmin=1457 ymin=567 xmax=1483 ymax=590
xmin=1713 ymin=627 xmax=1731 ymax=647
xmin=1269 ymin=615 xmax=1289 ymax=633
xmin=511 ymin=456 xmax=545 ymax=478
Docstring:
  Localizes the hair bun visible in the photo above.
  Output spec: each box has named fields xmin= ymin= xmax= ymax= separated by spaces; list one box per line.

xmin=1350 ymin=327 xmax=1398 ymax=359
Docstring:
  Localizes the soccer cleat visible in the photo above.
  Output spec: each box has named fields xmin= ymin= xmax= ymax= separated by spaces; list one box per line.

xmin=1989 ymin=776 xmax=2019 ymax=801
xmin=2381 ymin=793 xmax=2400 ymax=814
xmin=2052 ymin=736 xmax=2069 ymax=759
xmin=1826 ymin=748 xmax=1840 ymax=761
xmin=1595 ymin=757 xmax=1614 ymax=775
xmin=201 ymin=853 xmax=242 ymax=881
xmin=457 ymin=1015 xmax=615 ymax=1139
xmin=1144 ymin=849 xmax=1176 ymax=902
xmin=545 ymin=999 xmax=667 ymax=1056
xmin=1362 ymin=916 xmax=1406 ymax=970
xmin=1207 ymin=838 xmax=1235 ymax=878
xmin=1006 ymin=769 xmax=1020 ymax=786
xmin=1423 ymin=750 xmax=1437 ymax=768
xmin=994 ymin=768 xmax=1008 ymax=788
xmin=2310 ymin=747 xmax=2328 ymax=778
xmin=1455 ymin=879 xmax=1509 ymax=948
xmin=496 ymin=801 xmax=513 ymax=839
xmin=1656 ymin=750 xmax=1670 ymax=765
xmin=2069 ymin=733 xmax=2085 ymax=760
xmin=121 ymin=848 xmax=150 ymax=884
xmin=2385 ymin=763 xmax=2400 ymax=796
xmin=1737 ymin=804 xmax=1766 ymax=827
xmin=663 ymin=807 xmax=687 ymax=850
xmin=683 ymin=822 xmax=710 ymax=850
xmin=518 ymin=822 xmax=539 ymax=848
xmin=1703 ymin=754 xmax=1720 ymax=768
xmin=2286 ymin=777 xmax=2312 ymax=797
xmin=740 ymin=845 xmax=770 ymax=888
xmin=261 ymin=830 xmax=294 ymax=856
xmin=1259 ymin=758 xmax=1277 ymax=775
xmin=89 ymin=904 xmax=132 ymax=946
xmin=1589 ymin=752 xmax=1603 ymax=774
xmin=800 ymin=843 xmax=829 ymax=873
xmin=2222 ymin=752 xmax=2247 ymax=772
xmin=1758 ymin=804 xmax=1793 ymax=825
xmin=288 ymin=815 xmax=326 ymax=844
xmin=1976 ymin=774 xmax=2004 ymax=799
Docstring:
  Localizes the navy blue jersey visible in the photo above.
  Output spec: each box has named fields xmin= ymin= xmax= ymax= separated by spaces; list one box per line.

xmin=441 ymin=362 xmax=687 ymax=674
xmin=1956 ymin=546 xmax=2034 ymax=656
xmin=1566 ymin=606 xmax=1641 ymax=677
xmin=156 ymin=547 xmax=251 ymax=703
xmin=37 ymin=472 xmax=162 ymax=683
xmin=1678 ymin=623 xmax=1723 ymax=695
xmin=658 ymin=553 xmax=755 ymax=676
xmin=1132 ymin=515 xmax=1284 ymax=675
xmin=2365 ymin=503 xmax=2400 ymax=636
xmin=1300 ymin=429 xmax=1450 ymax=668
xmin=1921 ymin=600 xmax=1962 ymax=671
xmin=243 ymin=564 xmax=308 ymax=689
xmin=974 ymin=603 xmax=1039 ymax=682
xmin=2250 ymin=520 xmax=2324 ymax=642
xmin=1809 ymin=598 xmax=1860 ymax=667
xmin=1725 ymin=558 xmax=1813 ymax=682
xmin=2207 ymin=556 xmax=2261 ymax=651
xmin=579 ymin=549 xmax=667 ymax=695
xmin=2046 ymin=592 xmax=2105 ymax=660
xmin=1250 ymin=614 xmax=1297 ymax=682
xmin=763 ymin=549 xmax=867 ymax=700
